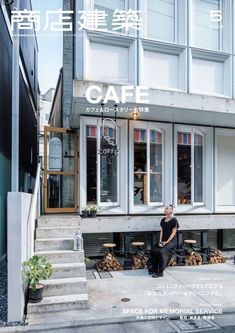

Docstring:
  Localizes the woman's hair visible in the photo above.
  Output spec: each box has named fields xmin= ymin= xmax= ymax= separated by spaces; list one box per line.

xmin=164 ymin=205 xmax=175 ymax=215
xmin=165 ymin=204 xmax=175 ymax=210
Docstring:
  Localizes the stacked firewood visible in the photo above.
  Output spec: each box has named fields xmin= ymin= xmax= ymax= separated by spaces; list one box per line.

xmin=209 ymin=249 xmax=226 ymax=264
xmin=168 ymin=257 xmax=177 ymax=266
xmin=96 ymin=252 xmax=122 ymax=271
xmin=131 ymin=254 xmax=148 ymax=269
xmin=185 ymin=251 xmax=202 ymax=266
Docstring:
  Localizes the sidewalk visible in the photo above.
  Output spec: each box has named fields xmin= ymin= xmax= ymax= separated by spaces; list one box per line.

xmin=1 ymin=260 xmax=235 ymax=332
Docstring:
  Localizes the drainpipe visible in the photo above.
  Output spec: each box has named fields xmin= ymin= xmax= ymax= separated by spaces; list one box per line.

xmin=11 ymin=0 xmax=20 ymax=192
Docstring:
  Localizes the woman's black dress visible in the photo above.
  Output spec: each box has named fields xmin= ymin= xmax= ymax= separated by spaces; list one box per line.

xmin=150 ymin=217 xmax=179 ymax=273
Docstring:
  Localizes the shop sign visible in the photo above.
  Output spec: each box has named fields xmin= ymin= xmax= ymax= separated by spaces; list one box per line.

xmin=98 ymin=118 xmax=119 ymax=156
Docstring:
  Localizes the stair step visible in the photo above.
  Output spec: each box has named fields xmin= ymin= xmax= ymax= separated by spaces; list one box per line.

xmin=35 ymin=238 xmax=74 ymax=251
xmin=27 ymin=293 xmax=89 ymax=314
xmin=36 ymin=227 xmax=78 ymax=239
xmin=35 ymin=250 xmax=85 ymax=264
xmin=38 ymin=216 xmax=80 ymax=228
xmin=50 ymin=263 xmax=86 ymax=279
xmin=42 ymin=277 xmax=87 ymax=297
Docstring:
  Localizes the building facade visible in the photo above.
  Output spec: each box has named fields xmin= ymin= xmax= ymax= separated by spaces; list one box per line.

xmin=50 ymin=0 xmax=235 ymax=254
xmin=0 ymin=0 xmax=38 ymax=259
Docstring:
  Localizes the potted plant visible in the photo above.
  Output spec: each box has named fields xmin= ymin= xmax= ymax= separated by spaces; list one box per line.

xmin=22 ymin=255 xmax=52 ymax=303
xmin=89 ymin=205 xmax=98 ymax=218
xmin=81 ymin=206 xmax=90 ymax=218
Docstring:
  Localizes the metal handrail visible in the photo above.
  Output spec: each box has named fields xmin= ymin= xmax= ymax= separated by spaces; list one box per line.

xmin=27 ymin=163 xmax=41 ymax=259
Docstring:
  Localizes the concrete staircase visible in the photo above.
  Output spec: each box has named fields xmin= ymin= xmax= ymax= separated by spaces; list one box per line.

xmin=27 ymin=215 xmax=89 ymax=315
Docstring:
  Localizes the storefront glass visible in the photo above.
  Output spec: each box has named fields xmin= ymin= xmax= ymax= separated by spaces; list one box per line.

xmin=150 ymin=130 xmax=162 ymax=203
xmin=100 ymin=127 xmax=118 ymax=203
xmin=134 ymin=128 xmax=163 ymax=205
xmin=86 ymin=126 xmax=97 ymax=204
xmin=177 ymin=131 xmax=204 ymax=205
xmin=134 ymin=129 xmax=147 ymax=205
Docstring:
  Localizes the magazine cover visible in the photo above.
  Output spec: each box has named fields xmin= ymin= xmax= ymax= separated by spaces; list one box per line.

xmin=0 ymin=0 xmax=235 ymax=332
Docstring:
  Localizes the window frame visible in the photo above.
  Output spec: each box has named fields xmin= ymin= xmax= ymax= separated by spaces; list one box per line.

xmin=215 ymin=128 xmax=235 ymax=213
xmin=190 ymin=0 xmax=232 ymax=53
xmin=140 ymin=40 xmax=187 ymax=92
xmin=141 ymin=0 xmax=178 ymax=44
xmin=174 ymin=124 xmax=213 ymax=213
xmin=80 ymin=116 xmax=128 ymax=214
xmin=129 ymin=120 xmax=172 ymax=214
xmin=91 ymin=0 xmax=137 ymax=37
xmin=189 ymin=48 xmax=232 ymax=98
xmin=84 ymin=30 xmax=136 ymax=85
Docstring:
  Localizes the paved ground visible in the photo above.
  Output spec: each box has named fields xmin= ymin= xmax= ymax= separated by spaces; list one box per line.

xmin=1 ymin=258 xmax=235 ymax=332
xmin=0 ymin=257 xmax=7 ymax=323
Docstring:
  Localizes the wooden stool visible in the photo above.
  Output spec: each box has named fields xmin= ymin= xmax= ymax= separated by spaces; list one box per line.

xmin=184 ymin=239 xmax=197 ymax=250
xmin=96 ymin=243 xmax=122 ymax=272
xmin=184 ymin=239 xmax=197 ymax=245
xmin=131 ymin=241 xmax=145 ymax=249
xmin=103 ymin=243 xmax=116 ymax=254
xmin=131 ymin=241 xmax=147 ymax=269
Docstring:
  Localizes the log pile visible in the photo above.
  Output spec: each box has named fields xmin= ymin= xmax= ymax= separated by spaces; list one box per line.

xmin=131 ymin=254 xmax=148 ymax=269
xmin=185 ymin=251 xmax=202 ymax=266
xmin=168 ymin=257 xmax=177 ymax=266
xmin=96 ymin=252 xmax=122 ymax=271
xmin=209 ymin=249 xmax=226 ymax=264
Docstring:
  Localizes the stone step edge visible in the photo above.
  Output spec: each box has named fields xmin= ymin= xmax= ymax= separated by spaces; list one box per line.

xmin=28 ymin=293 xmax=88 ymax=308
xmin=41 ymin=277 xmax=87 ymax=286
xmin=37 ymin=227 xmax=79 ymax=230
xmin=36 ymin=238 xmax=74 ymax=241
xmin=35 ymin=250 xmax=84 ymax=255
xmin=51 ymin=262 xmax=86 ymax=268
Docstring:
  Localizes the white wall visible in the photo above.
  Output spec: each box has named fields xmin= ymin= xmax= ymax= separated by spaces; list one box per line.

xmin=7 ymin=192 xmax=32 ymax=322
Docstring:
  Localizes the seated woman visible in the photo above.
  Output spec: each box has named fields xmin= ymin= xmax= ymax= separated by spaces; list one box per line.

xmin=150 ymin=205 xmax=179 ymax=278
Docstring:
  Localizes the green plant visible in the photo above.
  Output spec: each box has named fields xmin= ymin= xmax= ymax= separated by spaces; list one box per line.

xmin=85 ymin=257 xmax=91 ymax=263
xmin=22 ymin=255 xmax=52 ymax=291
xmin=89 ymin=205 xmax=98 ymax=212
xmin=82 ymin=206 xmax=90 ymax=212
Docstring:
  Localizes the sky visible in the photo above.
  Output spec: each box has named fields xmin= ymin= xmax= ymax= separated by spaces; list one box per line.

xmin=31 ymin=0 xmax=63 ymax=94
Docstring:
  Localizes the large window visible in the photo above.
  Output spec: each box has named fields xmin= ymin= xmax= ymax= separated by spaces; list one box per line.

xmin=100 ymin=127 xmax=118 ymax=203
xmin=177 ymin=130 xmax=204 ymax=205
xmin=215 ymin=129 xmax=235 ymax=212
xmin=134 ymin=128 xmax=163 ymax=206
xmin=147 ymin=0 xmax=176 ymax=42
xmin=94 ymin=0 xmax=125 ymax=32
xmin=86 ymin=125 xmax=118 ymax=205
xmin=192 ymin=0 xmax=222 ymax=50
xmin=80 ymin=117 xmax=128 ymax=214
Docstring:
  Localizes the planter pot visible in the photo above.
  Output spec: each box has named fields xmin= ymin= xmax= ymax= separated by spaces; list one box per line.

xmin=82 ymin=210 xmax=89 ymax=218
xmin=89 ymin=211 xmax=97 ymax=218
xmin=29 ymin=284 xmax=44 ymax=303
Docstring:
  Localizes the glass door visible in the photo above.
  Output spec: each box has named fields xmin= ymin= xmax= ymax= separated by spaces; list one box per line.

xmin=44 ymin=126 xmax=78 ymax=213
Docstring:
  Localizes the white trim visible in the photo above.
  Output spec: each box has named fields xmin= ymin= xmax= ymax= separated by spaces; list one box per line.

xmin=129 ymin=120 xmax=172 ymax=214
xmin=215 ymin=128 xmax=235 ymax=213
xmin=140 ymin=39 xmax=187 ymax=92
xmin=79 ymin=116 xmax=128 ymax=214
xmin=190 ymin=49 xmax=232 ymax=98
xmin=174 ymin=124 xmax=213 ymax=214
xmin=84 ymin=30 xmax=136 ymax=85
